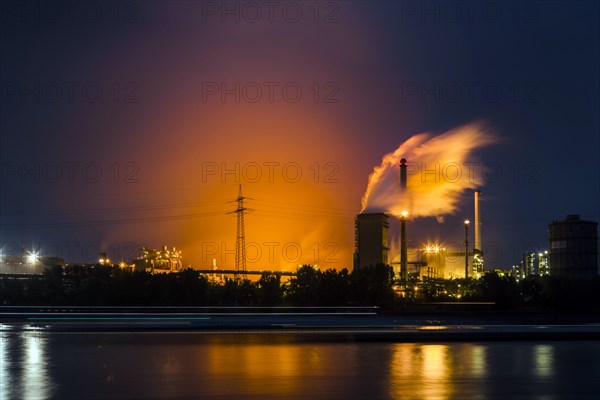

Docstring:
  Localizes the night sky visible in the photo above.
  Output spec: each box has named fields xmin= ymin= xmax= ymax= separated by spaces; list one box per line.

xmin=1 ymin=1 xmax=598 ymax=271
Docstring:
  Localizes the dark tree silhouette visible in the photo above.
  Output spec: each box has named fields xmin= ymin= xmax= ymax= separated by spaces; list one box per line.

xmin=257 ymin=273 xmax=283 ymax=306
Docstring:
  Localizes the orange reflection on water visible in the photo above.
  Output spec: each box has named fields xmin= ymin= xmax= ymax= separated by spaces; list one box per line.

xmin=389 ymin=343 xmax=490 ymax=399
xmin=389 ymin=344 xmax=452 ymax=399
xmin=203 ymin=343 xmax=331 ymax=396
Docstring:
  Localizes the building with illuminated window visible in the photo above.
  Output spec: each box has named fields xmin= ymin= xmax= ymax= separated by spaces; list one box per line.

xmin=519 ymin=250 xmax=550 ymax=277
xmin=538 ymin=251 xmax=549 ymax=275
xmin=472 ymin=253 xmax=484 ymax=278
xmin=522 ymin=252 xmax=537 ymax=276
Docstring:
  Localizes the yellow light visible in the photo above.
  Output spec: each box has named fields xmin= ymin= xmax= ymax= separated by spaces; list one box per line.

xmin=424 ymin=243 xmax=444 ymax=253
xmin=464 ymin=219 xmax=470 ymax=225
xmin=401 ymin=210 xmax=409 ymax=218
xmin=27 ymin=251 xmax=38 ymax=264
xmin=418 ymin=325 xmax=448 ymax=331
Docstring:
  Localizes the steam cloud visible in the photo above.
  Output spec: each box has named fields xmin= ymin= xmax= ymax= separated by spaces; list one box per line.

xmin=361 ymin=122 xmax=497 ymax=219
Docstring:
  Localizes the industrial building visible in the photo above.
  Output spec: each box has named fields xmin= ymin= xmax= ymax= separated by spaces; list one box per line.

xmin=520 ymin=251 xmax=549 ymax=277
xmin=420 ymin=245 xmax=446 ymax=279
xmin=0 ymin=254 xmax=64 ymax=274
xmin=548 ymin=214 xmax=598 ymax=279
xmin=132 ymin=245 xmax=183 ymax=273
xmin=355 ymin=157 xmax=488 ymax=282
xmin=473 ymin=190 xmax=484 ymax=275
xmin=353 ymin=213 xmax=390 ymax=269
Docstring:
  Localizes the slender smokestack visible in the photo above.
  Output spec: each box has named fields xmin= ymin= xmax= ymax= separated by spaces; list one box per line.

xmin=474 ymin=190 xmax=481 ymax=252
xmin=400 ymin=212 xmax=408 ymax=281
xmin=400 ymin=158 xmax=407 ymax=189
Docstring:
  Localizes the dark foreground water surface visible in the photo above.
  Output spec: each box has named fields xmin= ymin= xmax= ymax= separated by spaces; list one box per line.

xmin=2 ymin=326 xmax=600 ymax=399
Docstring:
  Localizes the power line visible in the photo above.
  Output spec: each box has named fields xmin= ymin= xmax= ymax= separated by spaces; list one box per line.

xmin=228 ymin=185 xmax=252 ymax=280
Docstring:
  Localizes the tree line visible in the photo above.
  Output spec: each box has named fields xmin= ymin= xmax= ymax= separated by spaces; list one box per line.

xmin=1 ymin=264 xmax=599 ymax=311
xmin=0 ymin=264 xmax=395 ymax=308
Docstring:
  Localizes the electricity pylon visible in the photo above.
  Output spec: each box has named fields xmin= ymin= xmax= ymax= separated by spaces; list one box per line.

xmin=228 ymin=185 xmax=251 ymax=280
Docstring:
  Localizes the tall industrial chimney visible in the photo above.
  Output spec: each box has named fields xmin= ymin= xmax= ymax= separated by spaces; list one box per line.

xmin=474 ymin=190 xmax=481 ymax=252
xmin=400 ymin=158 xmax=407 ymax=189
xmin=399 ymin=158 xmax=408 ymax=281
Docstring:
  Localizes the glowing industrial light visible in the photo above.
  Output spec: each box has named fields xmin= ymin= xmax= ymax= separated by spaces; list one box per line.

xmin=401 ymin=210 xmax=409 ymax=218
xmin=26 ymin=251 xmax=38 ymax=264
xmin=424 ymin=243 xmax=445 ymax=253
xmin=464 ymin=219 xmax=470 ymax=225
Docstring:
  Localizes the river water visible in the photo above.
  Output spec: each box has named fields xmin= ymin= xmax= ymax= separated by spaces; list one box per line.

xmin=2 ymin=326 xmax=600 ymax=399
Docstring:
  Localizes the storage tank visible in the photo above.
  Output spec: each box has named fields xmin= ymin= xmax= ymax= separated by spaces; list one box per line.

xmin=548 ymin=214 xmax=598 ymax=278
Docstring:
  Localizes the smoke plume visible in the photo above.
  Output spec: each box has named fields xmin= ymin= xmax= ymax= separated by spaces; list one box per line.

xmin=361 ymin=122 xmax=497 ymax=219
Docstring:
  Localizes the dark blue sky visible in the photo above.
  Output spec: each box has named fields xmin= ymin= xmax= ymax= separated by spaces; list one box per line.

xmin=0 ymin=1 xmax=598 ymax=269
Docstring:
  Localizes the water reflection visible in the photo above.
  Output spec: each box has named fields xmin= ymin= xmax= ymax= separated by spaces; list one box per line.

xmin=470 ymin=345 xmax=487 ymax=378
xmin=202 ymin=344 xmax=330 ymax=396
xmin=389 ymin=343 xmax=491 ymax=399
xmin=0 ymin=326 xmax=11 ymax=400
xmin=22 ymin=332 xmax=51 ymax=400
xmin=390 ymin=344 xmax=452 ymax=399
xmin=534 ymin=344 xmax=554 ymax=378
xmin=0 ymin=326 xmax=52 ymax=400
xmin=1 ymin=328 xmax=598 ymax=399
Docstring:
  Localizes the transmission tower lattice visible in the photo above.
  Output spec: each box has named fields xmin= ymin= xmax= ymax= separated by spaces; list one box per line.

xmin=228 ymin=185 xmax=251 ymax=280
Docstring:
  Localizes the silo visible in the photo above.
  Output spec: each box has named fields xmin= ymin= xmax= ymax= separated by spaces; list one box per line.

xmin=548 ymin=214 xmax=598 ymax=279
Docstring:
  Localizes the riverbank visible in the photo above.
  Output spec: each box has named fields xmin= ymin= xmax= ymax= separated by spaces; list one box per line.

xmin=2 ymin=306 xmax=600 ymax=341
